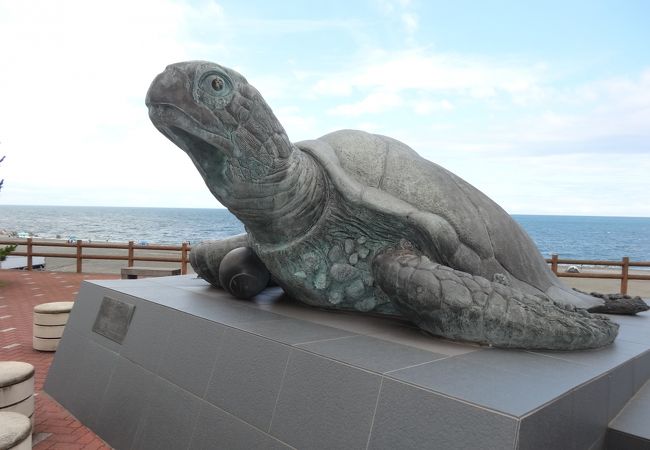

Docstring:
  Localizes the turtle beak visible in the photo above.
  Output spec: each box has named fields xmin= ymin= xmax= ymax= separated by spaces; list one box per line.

xmin=146 ymin=65 xmax=213 ymax=127
xmin=146 ymin=65 xmax=236 ymax=159
xmin=146 ymin=65 xmax=190 ymax=109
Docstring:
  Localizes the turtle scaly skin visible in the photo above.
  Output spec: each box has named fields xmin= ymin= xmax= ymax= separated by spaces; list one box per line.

xmin=146 ymin=61 xmax=644 ymax=350
xmin=372 ymin=247 xmax=616 ymax=349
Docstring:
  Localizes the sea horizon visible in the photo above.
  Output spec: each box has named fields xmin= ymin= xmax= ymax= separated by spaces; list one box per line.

xmin=2 ymin=203 xmax=650 ymax=219
xmin=1 ymin=205 xmax=649 ymax=262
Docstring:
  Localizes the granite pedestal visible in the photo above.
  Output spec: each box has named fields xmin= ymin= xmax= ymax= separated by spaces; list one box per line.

xmin=44 ymin=276 xmax=650 ymax=449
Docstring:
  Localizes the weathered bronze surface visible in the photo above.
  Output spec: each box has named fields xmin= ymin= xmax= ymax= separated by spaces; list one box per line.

xmin=146 ymin=61 xmax=647 ymax=350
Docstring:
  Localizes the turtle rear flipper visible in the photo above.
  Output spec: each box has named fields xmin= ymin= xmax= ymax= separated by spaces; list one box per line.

xmin=372 ymin=248 xmax=619 ymax=350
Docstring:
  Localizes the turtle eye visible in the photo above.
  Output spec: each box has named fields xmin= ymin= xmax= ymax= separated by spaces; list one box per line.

xmin=198 ymin=71 xmax=232 ymax=97
xmin=211 ymin=76 xmax=224 ymax=91
xmin=195 ymin=69 xmax=233 ymax=108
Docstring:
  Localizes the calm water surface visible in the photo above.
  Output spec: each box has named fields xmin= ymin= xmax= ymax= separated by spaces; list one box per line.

xmin=1 ymin=206 xmax=649 ymax=261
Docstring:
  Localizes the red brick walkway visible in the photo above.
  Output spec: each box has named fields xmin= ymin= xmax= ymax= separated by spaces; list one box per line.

xmin=0 ymin=269 xmax=119 ymax=449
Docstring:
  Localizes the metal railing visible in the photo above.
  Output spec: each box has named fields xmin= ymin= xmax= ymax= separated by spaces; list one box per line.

xmin=0 ymin=238 xmax=191 ymax=274
xmin=546 ymin=255 xmax=650 ymax=295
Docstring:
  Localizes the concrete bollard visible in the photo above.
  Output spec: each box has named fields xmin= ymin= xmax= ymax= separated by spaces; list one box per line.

xmin=33 ymin=301 xmax=74 ymax=351
xmin=0 ymin=362 xmax=35 ymax=433
xmin=0 ymin=412 xmax=32 ymax=449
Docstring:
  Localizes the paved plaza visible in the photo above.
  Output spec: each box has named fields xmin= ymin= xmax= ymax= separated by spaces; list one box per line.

xmin=0 ymin=269 xmax=118 ymax=449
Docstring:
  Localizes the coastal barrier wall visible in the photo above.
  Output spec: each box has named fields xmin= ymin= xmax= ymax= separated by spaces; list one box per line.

xmin=1 ymin=238 xmax=650 ymax=295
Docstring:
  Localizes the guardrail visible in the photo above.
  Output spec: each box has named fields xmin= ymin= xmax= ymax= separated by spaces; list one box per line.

xmin=546 ymin=255 xmax=650 ymax=295
xmin=0 ymin=238 xmax=191 ymax=274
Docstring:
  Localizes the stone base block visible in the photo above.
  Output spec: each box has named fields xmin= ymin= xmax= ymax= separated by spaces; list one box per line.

xmin=607 ymin=378 xmax=650 ymax=447
xmin=45 ymin=276 xmax=650 ymax=450
xmin=121 ymin=266 xmax=181 ymax=279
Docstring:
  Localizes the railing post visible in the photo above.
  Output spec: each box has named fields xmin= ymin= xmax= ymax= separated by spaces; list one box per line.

xmin=128 ymin=241 xmax=134 ymax=267
xmin=621 ymin=256 xmax=629 ymax=295
xmin=181 ymin=242 xmax=188 ymax=275
xmin=551 ymin=254 xmax=558 ymax=275
xmin=76 ymin=240 xmax=83 ymax=273
xmin=26 ymin=238 xmax=33 ymax=271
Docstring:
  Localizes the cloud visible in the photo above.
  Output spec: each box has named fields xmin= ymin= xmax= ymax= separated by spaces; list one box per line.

xmin=315 ymin=49 xmax=544 ymax=117
xmin=374 ymin=0 xmax=419 ymax=42
xmin=222 ymin=18 xmax=364 ymax=35
xmin=274 ymin=106 xmax=318 ymax=138
xmin=411 ymin=99 xmax=454 ymax=114
xmin=401 ymin=12 xmax=418 ymax=34
xmin=0 ymin=0 xmax=227 ymax=207
xmin=0 ymin=0 xmax=647 ymax=218
xmin=312 ymin=78 xmax=354 ymax=97
xmin=415 ymin=147 xmax=650 ymax=217
xmin=306 ymin=45 xmax=650 ymax=216
xmin=473 ymin=69 xmax=650 ymax=151
xmin=310 ymin=47 xmax=649 ymax=162
xmin=328 ymin=91 xmax=404 ymax=116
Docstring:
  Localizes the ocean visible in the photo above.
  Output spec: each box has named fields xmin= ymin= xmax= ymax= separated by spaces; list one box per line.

xmin=0 ymin=205 xmax=243 ymax=245
xmin=0 ymin=205 xmax=649 ymax=262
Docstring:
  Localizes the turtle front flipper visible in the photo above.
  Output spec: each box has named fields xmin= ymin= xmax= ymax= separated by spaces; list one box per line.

xmin=372 ymin=248 xmax=619 ymax=350
xmin=190 ymin=233 xmax=251 ymax=287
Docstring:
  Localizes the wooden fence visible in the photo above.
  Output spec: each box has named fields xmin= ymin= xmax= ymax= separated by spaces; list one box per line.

xmin=0 ymin=238 xmax=191 ymax=274
xmin=2 ymin=239 xmax=650 ymax=294
xmin=546 ymin=255 xmax=650 ymax=295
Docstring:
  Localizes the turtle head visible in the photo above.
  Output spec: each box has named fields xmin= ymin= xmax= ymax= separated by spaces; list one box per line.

xmin=146 ymin=61 xmax=294 ymax=204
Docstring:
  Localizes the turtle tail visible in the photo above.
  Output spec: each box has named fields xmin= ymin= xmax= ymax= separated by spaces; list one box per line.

xmin=372 ymin=248 xmax=618 ymax=350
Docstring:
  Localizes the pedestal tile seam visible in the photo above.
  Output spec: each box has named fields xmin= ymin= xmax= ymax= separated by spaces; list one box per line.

xmin=266 ymin=347 xmax=293 ymax=434
xmin=364 ymin=376 xmax=384 ymax=450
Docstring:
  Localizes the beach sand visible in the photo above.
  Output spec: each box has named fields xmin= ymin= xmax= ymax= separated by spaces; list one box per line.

xmin=2 ymin=236 xmax=648 ymax=298
xmin=557 ymin=267 xmax=650 ymax=299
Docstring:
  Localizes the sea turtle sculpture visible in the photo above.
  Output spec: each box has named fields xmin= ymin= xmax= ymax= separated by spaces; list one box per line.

xmin=146 ymin=61 xmax=647 ymax=350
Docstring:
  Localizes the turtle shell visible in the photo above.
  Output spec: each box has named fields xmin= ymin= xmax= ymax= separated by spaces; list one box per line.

xmin=297 ymin=129 xmax=598 ymax=309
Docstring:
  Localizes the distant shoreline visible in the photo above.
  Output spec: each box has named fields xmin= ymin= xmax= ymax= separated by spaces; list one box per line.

xmin=0 ymin=233 xmax=193 ymax=246
xmin=2 ymin=206 xmax=650 ymax=260
xmin=1 ymin=204 xmax=649 ymax=218
xmin=3 ymin=233 xmax=649 ymax=263
xmin=2 ymin=234 xmax=648 ymax=298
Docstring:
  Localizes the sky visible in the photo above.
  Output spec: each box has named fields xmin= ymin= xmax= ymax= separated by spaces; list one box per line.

xmin=0 ymin=0 xmax=649 ymax=216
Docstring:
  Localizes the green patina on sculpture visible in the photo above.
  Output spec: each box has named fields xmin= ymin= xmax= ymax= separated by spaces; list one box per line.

xmin=146 ymin=61 xmax=647 ymax=350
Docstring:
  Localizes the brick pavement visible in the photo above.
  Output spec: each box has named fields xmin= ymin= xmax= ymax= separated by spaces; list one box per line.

xmin=0 ymin=269 xmax=119 ymax=449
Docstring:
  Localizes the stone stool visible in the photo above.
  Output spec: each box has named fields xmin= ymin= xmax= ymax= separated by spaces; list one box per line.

xmin=33 ymin=301 xmax=74 ymax=351
xmin=0 ymin=412 xmax=32 ymax=450
xmin=0 ymin=362 xmax=35 ymax=431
